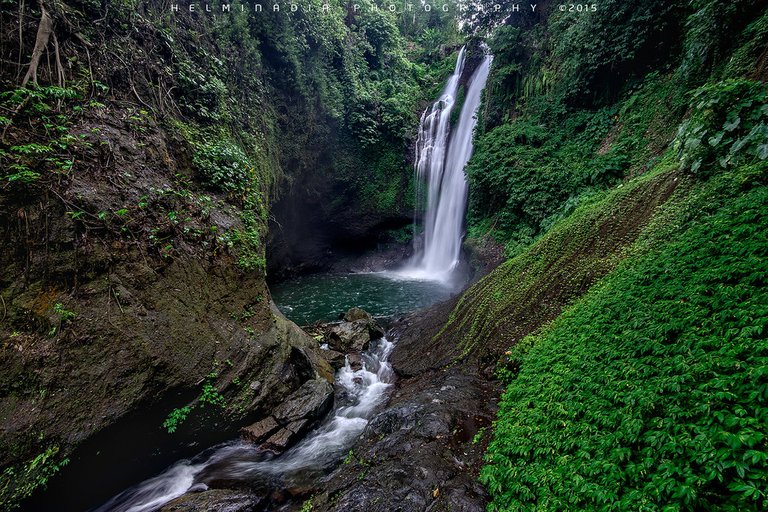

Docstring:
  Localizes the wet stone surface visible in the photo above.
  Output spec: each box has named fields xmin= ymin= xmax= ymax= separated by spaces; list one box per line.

xmin=310 ymin=367 xmax=500 ymax=512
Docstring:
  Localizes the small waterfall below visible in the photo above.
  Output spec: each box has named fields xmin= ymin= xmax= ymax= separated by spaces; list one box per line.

xmin=400 ymin=47 xmax=493 ymax=283
xmin=93 ymin=337 xmax=395 ymax=512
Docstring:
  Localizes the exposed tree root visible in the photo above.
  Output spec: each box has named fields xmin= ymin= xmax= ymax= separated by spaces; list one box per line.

xmin=21 ymin=0 xmax=54 ymax=87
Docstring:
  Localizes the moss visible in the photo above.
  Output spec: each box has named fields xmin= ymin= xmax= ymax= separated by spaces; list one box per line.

xmin=438 ymin=153 xmax=682 ymax=363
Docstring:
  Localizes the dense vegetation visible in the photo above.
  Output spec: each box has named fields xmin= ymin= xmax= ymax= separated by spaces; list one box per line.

xmin=0 ymin=0 xmax=462 ymax=269
xmin=2 ymin=0 xmax=767 ymax=509
xmin=459 ymin=1 xmax=768 ymax=510
xmin=465 ymin=0 xmax=767 ymax=255
xmin=0 ymin=1 xmax=462 ymax=508
xmin=482 ymin=162 xmax=768 ymax=510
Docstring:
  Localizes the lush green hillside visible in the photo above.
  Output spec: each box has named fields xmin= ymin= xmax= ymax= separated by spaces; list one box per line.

xmin=465 ymin=0 xmax=767 ymax=255
xmin=483 ymin=163 xmax=767 ymax=510
xmin=448 ymin=1 xmax=768 ymax=510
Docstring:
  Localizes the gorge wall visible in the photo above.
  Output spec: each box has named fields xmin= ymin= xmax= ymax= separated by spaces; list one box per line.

xmin=0 ymin=0 xmax=460 ymax=507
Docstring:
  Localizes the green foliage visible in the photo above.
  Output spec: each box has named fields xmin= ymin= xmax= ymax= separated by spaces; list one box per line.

xmin=450 ymin=85 xmax=465 ymax=127
xmin=0 ymin=84 xmax=99 ymax=186
xmin=177 ymin=59 xmax=229 ymax=122
xmin=678 ymin=0 xmax=764 ymax=83
xmin=482 ymin=167 xmax=768 ymax=511
xmin=162 ymin=406 xmax=191 ymax=434
xmin=228 ymin=197 xmax=267 ymax=273
xmin=53 ymin=303 xmax=76 ymax=323
xmin=162 ymin=367 xmax=227 ymax=434
xmin=723 ymin=8 xmax=768 ymax=79
xmin=548 ymin=0 xmax=685 ymax=104
xmin=467 ymin=62 xmax=687 ymax=251
xmin=471 ymin=12 xmax=768 ymax=507
xmin=467 ymin=0 xmax=764 ymax=249
xmin=0 ymin=446 xmax=69 ymax=510
xmin=382 ymin=225 xmax=414 ymax=244
xmin=441 ymin=159 xmax=680 ymax=360
xmin=676 ymin=80 xmax=768 ymax=174
xmin=465 ymin=121 xmax=570 ymax=250
xmin=199 ymin=383 xmax=225 ymax=408
xmin=192 ymin=140 xmax=252 ymax=192
xmin=2 ymin=165 xmax=40 ymax=184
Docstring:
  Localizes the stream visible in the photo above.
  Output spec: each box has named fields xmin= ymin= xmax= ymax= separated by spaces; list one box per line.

xmin=37 ymin=44 xmax=492 ymax=512
xmin=94 ymin=335 xmax=396 ymax=512
xmin=88 ymin=271 xmax=456 ymax=512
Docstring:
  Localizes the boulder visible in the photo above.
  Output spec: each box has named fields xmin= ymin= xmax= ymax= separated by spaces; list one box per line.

xmin=343 ymin=307 xmax=372 ymax=322
xmin=261 ymin=419 xmax=310 ymax=452
xmin=319 ymin=349 xmax=347 ymax=370
xmin=240 ymin=416 xmax=280 ymax=444
xmin=327 ymin=317 xmax=384 ymax=353
xmin=160 ymin=489 xmax=261 ymax=512
xmin=262 ymin=428 xmax=295 ymax=452
xmin=347 ymin=353 xmax=364 ymax=372
xmin=272 ymin=378 xmax=334 ymax=424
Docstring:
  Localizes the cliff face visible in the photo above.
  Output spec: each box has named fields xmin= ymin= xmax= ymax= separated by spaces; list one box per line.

xmin=0 ymin=2 xmax=326 ymax=507
xmin=0 ymin=81 xmax=336 ymax=509
xmin=0 ymin=0 xmax=460 ymax=506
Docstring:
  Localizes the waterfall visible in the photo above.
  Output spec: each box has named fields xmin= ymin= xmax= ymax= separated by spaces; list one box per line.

xmin=94 ymin=337 xmax=396 ymax=512
xmin=401 ymin=47 xmax=493 ymax=283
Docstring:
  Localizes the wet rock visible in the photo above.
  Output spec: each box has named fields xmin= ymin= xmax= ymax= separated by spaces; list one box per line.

xmin=366 ymin=404 xmax=420 ymax=436
xmin=347 ymin=353 xmax=363 ymax=371
xmin=328 ymin=321 xmax=370 ymax=352
xmin=261 ymin=417 xmax=311 ymax=452
xmin=263 ymin=428 xmax=295 ymax=452
xmin=319 ymin=349 xmax=346 ymax=370
xmin=242 ymin=380 xmax=331 ymax=452
xmin=414 ymin=411 xmax=453 ymax=440
xmin=273 ymin=378 xmax=334 ymax=424
xmin=159 ymin=489 xmax=262 ymax=512
xmin=327 ymin=316 xmax=384 ymax=353
xmin=310 ymin=368 xmax=500 ymax=512
xmin=343 ymin=307 xmax=371 ymax=322
xmin=240 ymin=416 xmax=279 ymax=444
xmin=287 ymin=418 xmax=309 ymax=435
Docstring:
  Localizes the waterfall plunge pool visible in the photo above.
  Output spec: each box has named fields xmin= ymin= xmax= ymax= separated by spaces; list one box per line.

xmin=271 ymin=271 xmax=459 ymax=326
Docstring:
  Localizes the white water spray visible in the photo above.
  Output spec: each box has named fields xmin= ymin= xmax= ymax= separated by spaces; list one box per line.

xmin=400 ymin=47 xmax=493 ymax=282
xmin=94 ymin=337 xmax=395 ymax=512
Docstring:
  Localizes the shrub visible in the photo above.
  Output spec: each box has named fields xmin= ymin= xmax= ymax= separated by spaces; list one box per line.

xmin=676 ymin=79 xmax=768 ymax=175
xmin=192 ymin=140 xmax=252 ymax=192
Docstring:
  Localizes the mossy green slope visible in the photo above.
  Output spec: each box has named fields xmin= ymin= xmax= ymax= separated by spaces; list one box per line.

xmin=454 ymin=4 xmax=768 ymax=509
xmin=436 ymin=157 xmax=680 ymax=366
xmin=482 ymin=164 xmax=768 ymax=510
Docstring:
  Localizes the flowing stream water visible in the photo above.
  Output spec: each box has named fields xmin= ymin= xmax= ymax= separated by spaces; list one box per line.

xmin=94 ymin=337 xmax=395 ymax=512
xmin=86 ymin=47 xmax=493 ymax=512
xmin=399 ymin=47 xmax=493 ymax=283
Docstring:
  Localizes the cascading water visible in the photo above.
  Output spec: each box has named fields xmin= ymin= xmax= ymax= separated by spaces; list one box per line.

xmin=401 ymin=47 xmax=493 ymax=282
xmin=95 ymin=337 xmax=395 ymax=512
xmin=88 ymin=45 xmax=494 ymax=512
